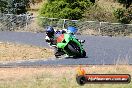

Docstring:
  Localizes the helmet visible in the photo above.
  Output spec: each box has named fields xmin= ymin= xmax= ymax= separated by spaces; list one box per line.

xmin=46 ymin=26 xmax=55 ymax=38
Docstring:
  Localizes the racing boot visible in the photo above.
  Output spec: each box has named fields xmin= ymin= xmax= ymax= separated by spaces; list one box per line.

xmin=54 ymin=48 xmax=65 ymax=58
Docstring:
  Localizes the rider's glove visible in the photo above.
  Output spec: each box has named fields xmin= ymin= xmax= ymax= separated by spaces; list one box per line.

xmin=45 ymin=36 xmax=51 ymax=42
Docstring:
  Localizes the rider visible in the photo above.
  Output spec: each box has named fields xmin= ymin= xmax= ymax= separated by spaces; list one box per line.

xmin=45 ymin=26 xmax=65 ymax=56
xmin=45 ymin=26 xmax=85 ymax=56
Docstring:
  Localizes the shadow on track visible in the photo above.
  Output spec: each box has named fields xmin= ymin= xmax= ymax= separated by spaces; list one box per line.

xmin=64 ymin=56 xmax=88 ymax=59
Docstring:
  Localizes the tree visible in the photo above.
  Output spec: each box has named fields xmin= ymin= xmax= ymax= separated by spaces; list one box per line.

xmin=113 ymin=8 xmax=132 ymax=24
xmin=39 ymin=0 xmax=93 ymax=20
xmin=114 ymin=0 xmax=132 ymax=23
xmin=117 ymin=0 xmax=132 ymax=9
xmin=90 ymin=0 xmax=95 ymax=3
xmin=11 ymin=0 xmax=30 ymax=14
xmin=0 ymin=0 xmax=30 ymax=14
xmin=47 ymin=0 xmax=55 ymax=3
xmin=0 ymin=0 xmax=8 ymax=13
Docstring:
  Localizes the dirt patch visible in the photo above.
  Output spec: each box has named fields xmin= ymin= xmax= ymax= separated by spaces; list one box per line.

xmin=0 ymin=42 xmax=54 ymax=61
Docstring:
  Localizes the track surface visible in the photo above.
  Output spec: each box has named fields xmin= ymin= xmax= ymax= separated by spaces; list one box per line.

xmin=0 ymin=31 xmax=132 ymax=66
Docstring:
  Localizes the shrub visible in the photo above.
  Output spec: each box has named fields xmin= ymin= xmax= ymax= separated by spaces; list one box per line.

xmin=1 ymin=0 xmax=30 ymax=14
xmin=113 ymin=8 xmax=132 ymax=24
xmin=116 ymin=0 xmax=132 ymax=8
xmin=0 ymin=0 xmax=8 ymax=13
xmin=39 ymin=0 xmax=93 ymax=20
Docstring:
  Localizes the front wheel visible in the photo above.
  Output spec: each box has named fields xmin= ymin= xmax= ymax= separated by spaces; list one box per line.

xmin=67 ymin=42 xmax=86 ymax=58
xmin=67 ymin=42 xmax=81 ymax=55
xmin=81 ymin=50 xmax=86 ymax=58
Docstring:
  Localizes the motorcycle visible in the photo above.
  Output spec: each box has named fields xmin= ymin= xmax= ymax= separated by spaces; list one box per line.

xmin=55 ymin=33 xmax=86 ymax=58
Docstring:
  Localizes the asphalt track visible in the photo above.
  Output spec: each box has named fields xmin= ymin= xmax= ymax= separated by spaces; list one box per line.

xmin=0 ymin=31 xmax=132 ymax=67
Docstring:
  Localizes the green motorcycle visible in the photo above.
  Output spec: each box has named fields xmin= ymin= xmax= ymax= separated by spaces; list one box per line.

xmin=55 ymin=33 xmax=86 ymax=58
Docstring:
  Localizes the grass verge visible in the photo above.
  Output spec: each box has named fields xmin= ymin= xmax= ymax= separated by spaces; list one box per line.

xmin=0 ymin=65 xmax=131 ymax=88
xmin=0 ymin=42 xmax=54 ymax=61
